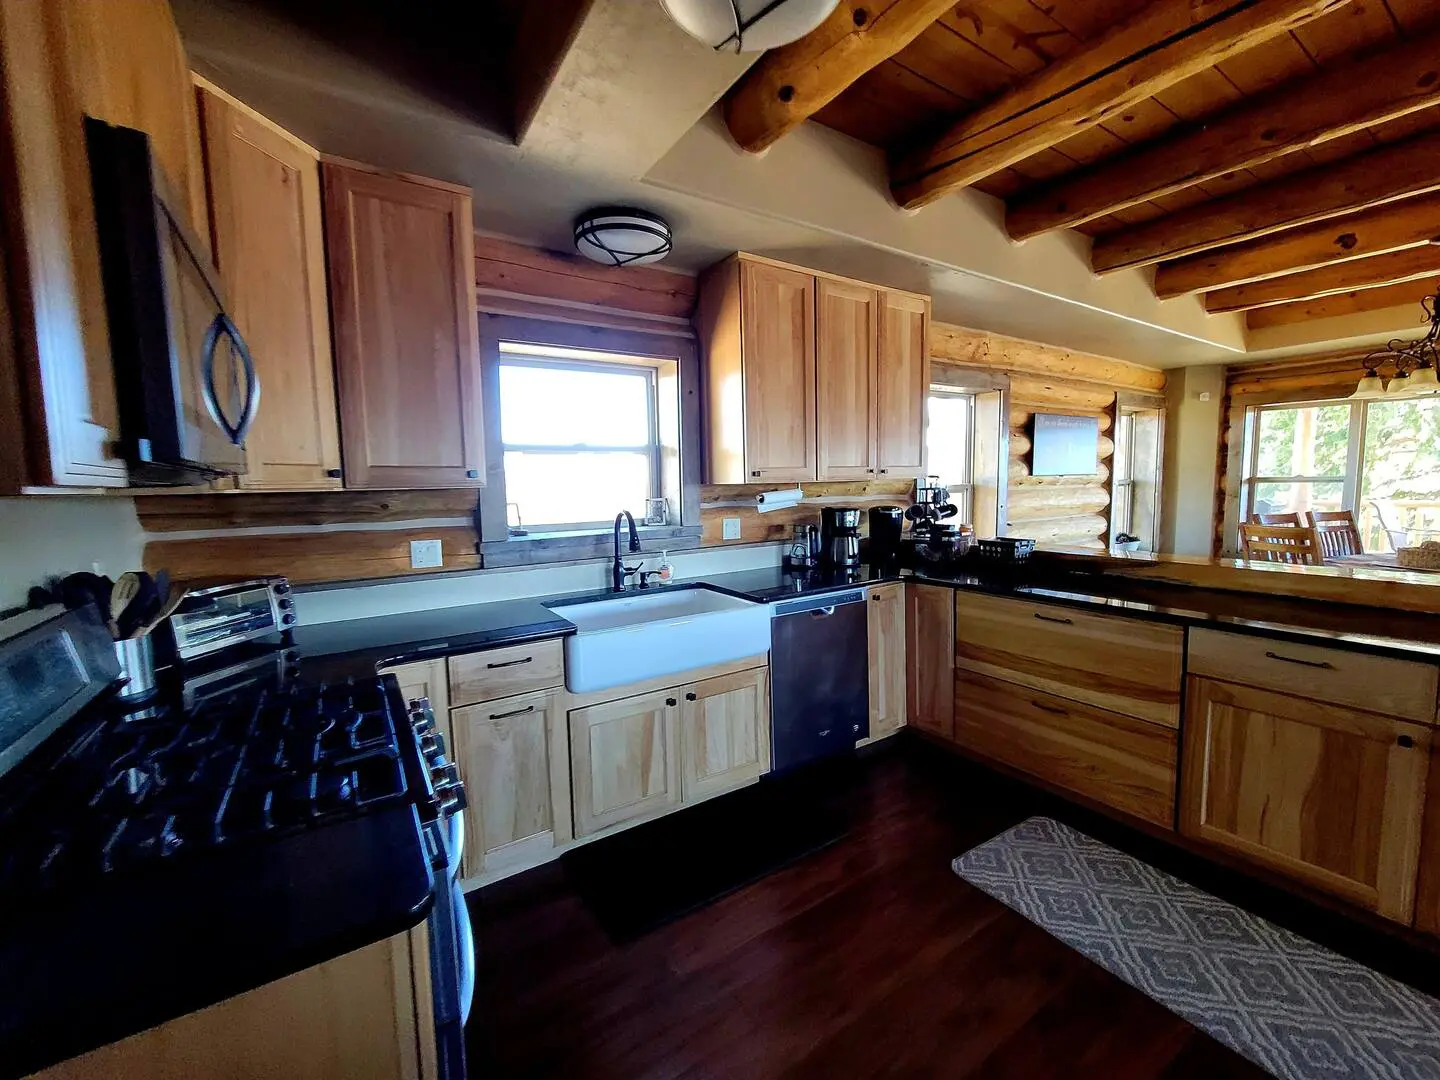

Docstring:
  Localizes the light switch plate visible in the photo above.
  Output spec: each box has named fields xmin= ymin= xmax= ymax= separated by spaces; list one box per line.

xmin=410 ymin=539 xmax=443 ymax=569
xmin=722 ymin=518 xmax=742 ymax=540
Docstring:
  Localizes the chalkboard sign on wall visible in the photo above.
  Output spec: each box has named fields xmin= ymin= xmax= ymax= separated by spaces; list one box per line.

xmin=1031 ymin=413 xmax=1100 ymax=477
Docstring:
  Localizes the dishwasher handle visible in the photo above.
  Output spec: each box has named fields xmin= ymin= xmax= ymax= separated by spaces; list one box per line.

xmin=810 ymin=605 xmax=837 ymax=618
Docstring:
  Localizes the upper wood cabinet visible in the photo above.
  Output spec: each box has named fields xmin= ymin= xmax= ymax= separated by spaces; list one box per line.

xmin=876 ymin=291 xmax=930 ymax=478
xmin=1181 ymin=675 xmax=1431 ymax=923
xmin=0 ymin=0 xmax=206 ymax=490
xmin=196 ymin=81 xmax=341 ymax=491
xmin=698 ymin=253 xmax=931 ymax=485
xmin=322 ymin=161 xmax=484 ymax=489
xmin=816 ymin=278 xmax=877 ymax=481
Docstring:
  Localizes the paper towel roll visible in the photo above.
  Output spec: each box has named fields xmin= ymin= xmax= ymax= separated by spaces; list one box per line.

xmin=755 ymin=487 xmax=805 ymax=514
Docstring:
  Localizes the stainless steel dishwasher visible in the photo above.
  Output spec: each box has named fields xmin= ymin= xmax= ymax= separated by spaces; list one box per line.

xmin=768 ymin=589 xmax=869 ymax=773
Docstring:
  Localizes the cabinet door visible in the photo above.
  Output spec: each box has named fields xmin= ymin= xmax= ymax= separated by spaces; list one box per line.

xmin=198 ymin=86 xmax=341 ymax=490
xmin=740 ymin=260 xmax=816 ymax=482
xmin=906 ymin=583 xmax=954 ymax=740
xmin=867 ymin=583 xmax=906 ymax=741
xmin=452 ymin=690 xmax=571 ymax=877
xmin=569 ymin=689 xmax=680 ymax=837
xmin=816 ymin=278 xmax=877 ymax=481
xmin=681 ymin=668 xmax=769 ymax=803
xmin=381 ymin=656 xmax=452 ymax=751
xmin=876 ymin=292 xmax=929 ymax=478
xmin=323 ymin=163 xmax=484 ymax=489
xmin=1181 ymin=677 xmax=1431 ymax=922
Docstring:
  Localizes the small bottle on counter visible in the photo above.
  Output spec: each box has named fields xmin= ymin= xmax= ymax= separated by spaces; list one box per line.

xmin=657 ymin=552 xmax=674 ymax=583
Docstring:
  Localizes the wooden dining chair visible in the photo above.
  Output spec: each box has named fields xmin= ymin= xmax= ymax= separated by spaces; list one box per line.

xmin=1307 ymin=509 xmax=1364 ymax=560
xmin=1251 ymin=512 xmax=1302 ymax=526
xmin=1240 ymin=523 xmax=1324 ymax=566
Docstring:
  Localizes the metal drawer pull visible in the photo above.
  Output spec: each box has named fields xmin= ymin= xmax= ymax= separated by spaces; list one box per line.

xmin=685 ymin=692 xmax=698 ymax=701
xmin=1033 ymin=613 xmax=1074 ymax=625
xmin=489 ymin=704 xmax=535 ymax=720
xmin=1263 ymin=651 xmax=1334 ymax=670
xmin=1031 ymin=699 xmax=1067 ymax=716
xmin=486 ymin=656 xmax=534 ymax=670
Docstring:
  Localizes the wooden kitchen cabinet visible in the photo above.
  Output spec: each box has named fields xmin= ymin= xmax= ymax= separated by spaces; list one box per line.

xmin=569 ymin=688 xmax=681 ymax=837
xmin=816 ymin=278 xmax=877 ymax=481
xmin=323 ymin=161 xmax=484 ymax=489
xmin=197 ymin=80 xmax=342 ymax=491
xmin=451 ymin=689 xmax=572 ymax=877
xmin=680 ymin=667 xmax=770 ymax=803
xmin=449 ymin=638 xmax=565 ymax=708
xmin=867 ymin=583 xmax=906 ymax=742
xmin=1181 ymin=676 xmax=1431 ymax=923
xmin=875 ymin=291 xmax=930 ymax=478
xmin=907 ymin=583 xmax=955 ymax=740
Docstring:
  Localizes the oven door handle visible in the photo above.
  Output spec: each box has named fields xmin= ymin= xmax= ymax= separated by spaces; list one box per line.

xmin=452 ymin=878 xmax=475 ymax=1026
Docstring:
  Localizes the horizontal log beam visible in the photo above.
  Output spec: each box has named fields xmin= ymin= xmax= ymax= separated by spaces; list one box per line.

xmin=722 ymin=0 xmax=957 ymax=155
xmin=1205 ymin=247 xmax=1440 ymax=312
xmin=932 ymin=322 xmax=1166 ymax=392
xmin=1245 ymin=279 xmax=1436 ymax=330
xmin=1006 ymin=30 xmax=1440 ymax=239
xmin=1091 ymin=129 xmax=1440 ymax=274
xmin=1155 ymin=190 xmax=1440 ymax=297
xmin=890 ymin=0 xmax=1347 ymax=212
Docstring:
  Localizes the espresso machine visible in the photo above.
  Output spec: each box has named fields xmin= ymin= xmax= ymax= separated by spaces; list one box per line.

xmin=820 ymin=507 xmax=862 ymax=568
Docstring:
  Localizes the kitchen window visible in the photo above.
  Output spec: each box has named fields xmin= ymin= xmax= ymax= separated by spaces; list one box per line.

xmin=498 ymin=350 xmax=661 ymax=532
xmin=926 ymin=389 xmax=975 ymax=523
xmin=1111 ymin=405 xmax=1163 ymax=552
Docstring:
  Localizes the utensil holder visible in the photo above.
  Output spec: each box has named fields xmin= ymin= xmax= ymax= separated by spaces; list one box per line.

xmin=114 ymin=636 xmax=158 ymax=703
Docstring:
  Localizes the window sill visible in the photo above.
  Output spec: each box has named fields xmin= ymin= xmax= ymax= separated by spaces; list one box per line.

xmin=480 ymin=524 xmax=702 ymax=568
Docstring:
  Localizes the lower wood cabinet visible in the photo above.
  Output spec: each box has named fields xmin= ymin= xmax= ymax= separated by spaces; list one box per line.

xmin=954 ymin=670 xmax=1177 ymax=828
xmin=451 ymin=689 xmax=571 ymax=878
xmin=866 ymin=583 xmax=906 ymax=742
xmin=1180 ymin=676 xmax=1432 ymax=923
xmin=569 ymin=689 xmax=682 ymax=837
xmin=906 ymin=583 xmax=954 ymax=739
xmin=681 ymin=668 xmax=770 ymax=803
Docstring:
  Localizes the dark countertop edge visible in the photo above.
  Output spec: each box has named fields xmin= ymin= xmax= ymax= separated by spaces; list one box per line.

xmin=908 ymin=571 xmax=1440 ymax=663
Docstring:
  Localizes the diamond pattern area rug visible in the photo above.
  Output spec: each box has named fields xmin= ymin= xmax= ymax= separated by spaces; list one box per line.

xmin=953 ymin=818 xmax=1440 ymax=1080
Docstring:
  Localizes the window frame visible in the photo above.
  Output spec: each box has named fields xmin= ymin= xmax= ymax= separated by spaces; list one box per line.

xmin=926 ymin=386 xmax=976 ymax=525
xmin=496 ymin=353 xmax=663 ymax=532
xmin=1112 ymin=411 xmax=1135 ymax=540
xmin=1240 ymin=399 xmax=1365 ymax=534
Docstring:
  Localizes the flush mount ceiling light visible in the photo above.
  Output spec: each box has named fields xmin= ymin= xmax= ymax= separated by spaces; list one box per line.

xmin=660 ymin=0 xmax=841 ymax=52
xmin=573 ymin=207 xmax=673 ymax=268
xmin=1349 ymin=282 xmax=1440 ymax=400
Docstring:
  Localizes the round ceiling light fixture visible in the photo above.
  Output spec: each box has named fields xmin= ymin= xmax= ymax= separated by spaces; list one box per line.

xmin=660 ymin=0 xmax=841 ymax=53
xmin=573 ymin=207 xmax=673 ymax=268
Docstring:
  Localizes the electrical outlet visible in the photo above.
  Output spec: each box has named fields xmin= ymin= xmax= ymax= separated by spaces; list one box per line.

xmin=409 ymin=539 xmax=443 ymax=569
xmin=722 ymin=518 xmax=742 ymax=541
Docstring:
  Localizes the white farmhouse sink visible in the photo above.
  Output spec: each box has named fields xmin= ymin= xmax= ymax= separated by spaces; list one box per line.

xmin=545 ymin=587 xmax=770 ymax=693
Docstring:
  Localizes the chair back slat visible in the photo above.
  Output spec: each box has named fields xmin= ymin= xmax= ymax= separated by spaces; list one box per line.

xmin=1241 ymin=523 xmax=1324 ymax=566
xmin=1306 ymin=510 xmax=1363 ymax=559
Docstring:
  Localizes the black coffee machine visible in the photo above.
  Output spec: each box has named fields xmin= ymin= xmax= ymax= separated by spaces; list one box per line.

xmin=820 ymin=506 xmax=862 ymax=567
xmin=868 ymin=505 xmax=905 ymax=566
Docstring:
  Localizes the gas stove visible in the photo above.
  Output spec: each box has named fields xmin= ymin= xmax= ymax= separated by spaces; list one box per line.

xmin=0 ymin=672 xmax=434 ymax=895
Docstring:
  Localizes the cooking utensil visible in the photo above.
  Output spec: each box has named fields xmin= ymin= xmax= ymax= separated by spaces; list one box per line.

xmin=132 ymin=584 xmax=189 ymax=639
xmin=117 ymin=571 xmax=158 ymax=640
xmin=108 ymin=572 xmax=140 ymax=639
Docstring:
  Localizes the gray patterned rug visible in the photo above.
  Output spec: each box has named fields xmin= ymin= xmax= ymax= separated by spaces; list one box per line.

xmin=953 ymin=818 xmax=1440 ymax=1080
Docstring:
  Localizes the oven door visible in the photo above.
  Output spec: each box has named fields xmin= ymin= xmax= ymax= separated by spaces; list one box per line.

xmin=428 ymin=808 xmax=474 ymax=1078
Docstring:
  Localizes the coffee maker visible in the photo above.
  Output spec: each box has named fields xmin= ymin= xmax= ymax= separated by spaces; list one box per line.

xmin=820 ymin=506 xmax=862 ymax=568
xmin=867 ymin=506 xmax=905 ymax=567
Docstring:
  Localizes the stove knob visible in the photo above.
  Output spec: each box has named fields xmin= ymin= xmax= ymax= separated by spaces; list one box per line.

xmin=431 ymin=762 xmax=461 ymax=787
xmin=421 ymin=731 xmax=448 ymax=760
xmin=281 ymin=613 xmax=297 ymax=626
xmin=278 ymin=597 xmax=294 ymax=610
xmin=436 ymin=780 xmax=468 ymax=815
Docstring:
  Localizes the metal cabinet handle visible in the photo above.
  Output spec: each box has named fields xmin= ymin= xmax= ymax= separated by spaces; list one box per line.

xmin=486 ymin=656 xmax=534 ymax=670
xmin=1263 ymin=651 xmax=1333 ymax=670
xmin=666 ymin=697 xmax=678 ymax=707
xmin=489 ymin=704 xmax=535 ymax=721
xmin=1033 ymin=613 xmax=1074 ymax=625
xmin=1031 ymin=699 xmax=1067 ymax=716
xmin=685 ymin=692 xmax=697 ymax=701
xmin=200 ymin=313 xmax=260 ymax=446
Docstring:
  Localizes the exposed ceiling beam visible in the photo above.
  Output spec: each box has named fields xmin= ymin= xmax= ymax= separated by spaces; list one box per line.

xmin=888 ymin=0 xmax=1351 ymax=212
xmin=1091 ymin=128 xmax=1440 ymax=274
xmin=1246 ymin=278 xmax=1437 ymax=330
xmin=1205 ymin=247 xmax=1440 ymax=312
xmin=1005 ymin=30 xmax=1440 ymax=239
xmin=1155 ymin=191 xmax=1440 ymax=297
xmin=723 ymin=0 xmax=959 ymax=155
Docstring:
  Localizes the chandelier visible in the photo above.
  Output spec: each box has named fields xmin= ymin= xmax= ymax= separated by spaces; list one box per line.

xmin=1350 ymin=283 xmax=1440 ymax=399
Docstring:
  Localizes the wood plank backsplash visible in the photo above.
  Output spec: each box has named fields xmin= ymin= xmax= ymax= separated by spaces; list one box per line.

xmin=699 ymin=479 xmax=915 ymax=546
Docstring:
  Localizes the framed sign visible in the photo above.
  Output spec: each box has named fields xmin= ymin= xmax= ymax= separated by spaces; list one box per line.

xmin=1032 ymin=413 xmax=1099 ymax=477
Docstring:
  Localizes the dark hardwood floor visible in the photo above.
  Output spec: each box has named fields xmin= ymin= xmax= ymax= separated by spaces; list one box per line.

xmin=465 ymin=738 xmax=1439 ymax=1079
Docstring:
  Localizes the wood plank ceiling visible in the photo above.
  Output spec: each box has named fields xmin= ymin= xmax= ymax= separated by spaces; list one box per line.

xmin=720 ymin=0 xmax=1440 ymax=330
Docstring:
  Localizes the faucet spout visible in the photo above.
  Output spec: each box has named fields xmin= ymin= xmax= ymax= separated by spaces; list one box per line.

xmin=612 ymin=511 xmax=641 ymax=591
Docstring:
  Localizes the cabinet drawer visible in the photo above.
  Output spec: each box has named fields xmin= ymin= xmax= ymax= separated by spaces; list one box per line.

xmin=954 ymin=592 xmax=1183 ymax=726
xmin=449 ymin=638 xmax=564 ymax=707
xmin=954 ymin=670 xmax=1177 ymax=828
xmin=1188 ymin=628 xmax=1439 ymax=724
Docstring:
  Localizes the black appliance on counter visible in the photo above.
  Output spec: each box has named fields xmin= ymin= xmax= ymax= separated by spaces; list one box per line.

xmin=820 ymin=506 xmax=862 ymax=568
xmin=0 ymin=605 xmax=472 ymax=1078
xmin=867 ymin=505 xmax=905 ymax=566
xmin=87 ymin=118 xmax=258 ymax=485
xmin=768 ymin=590 xmax=868 ymax=771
